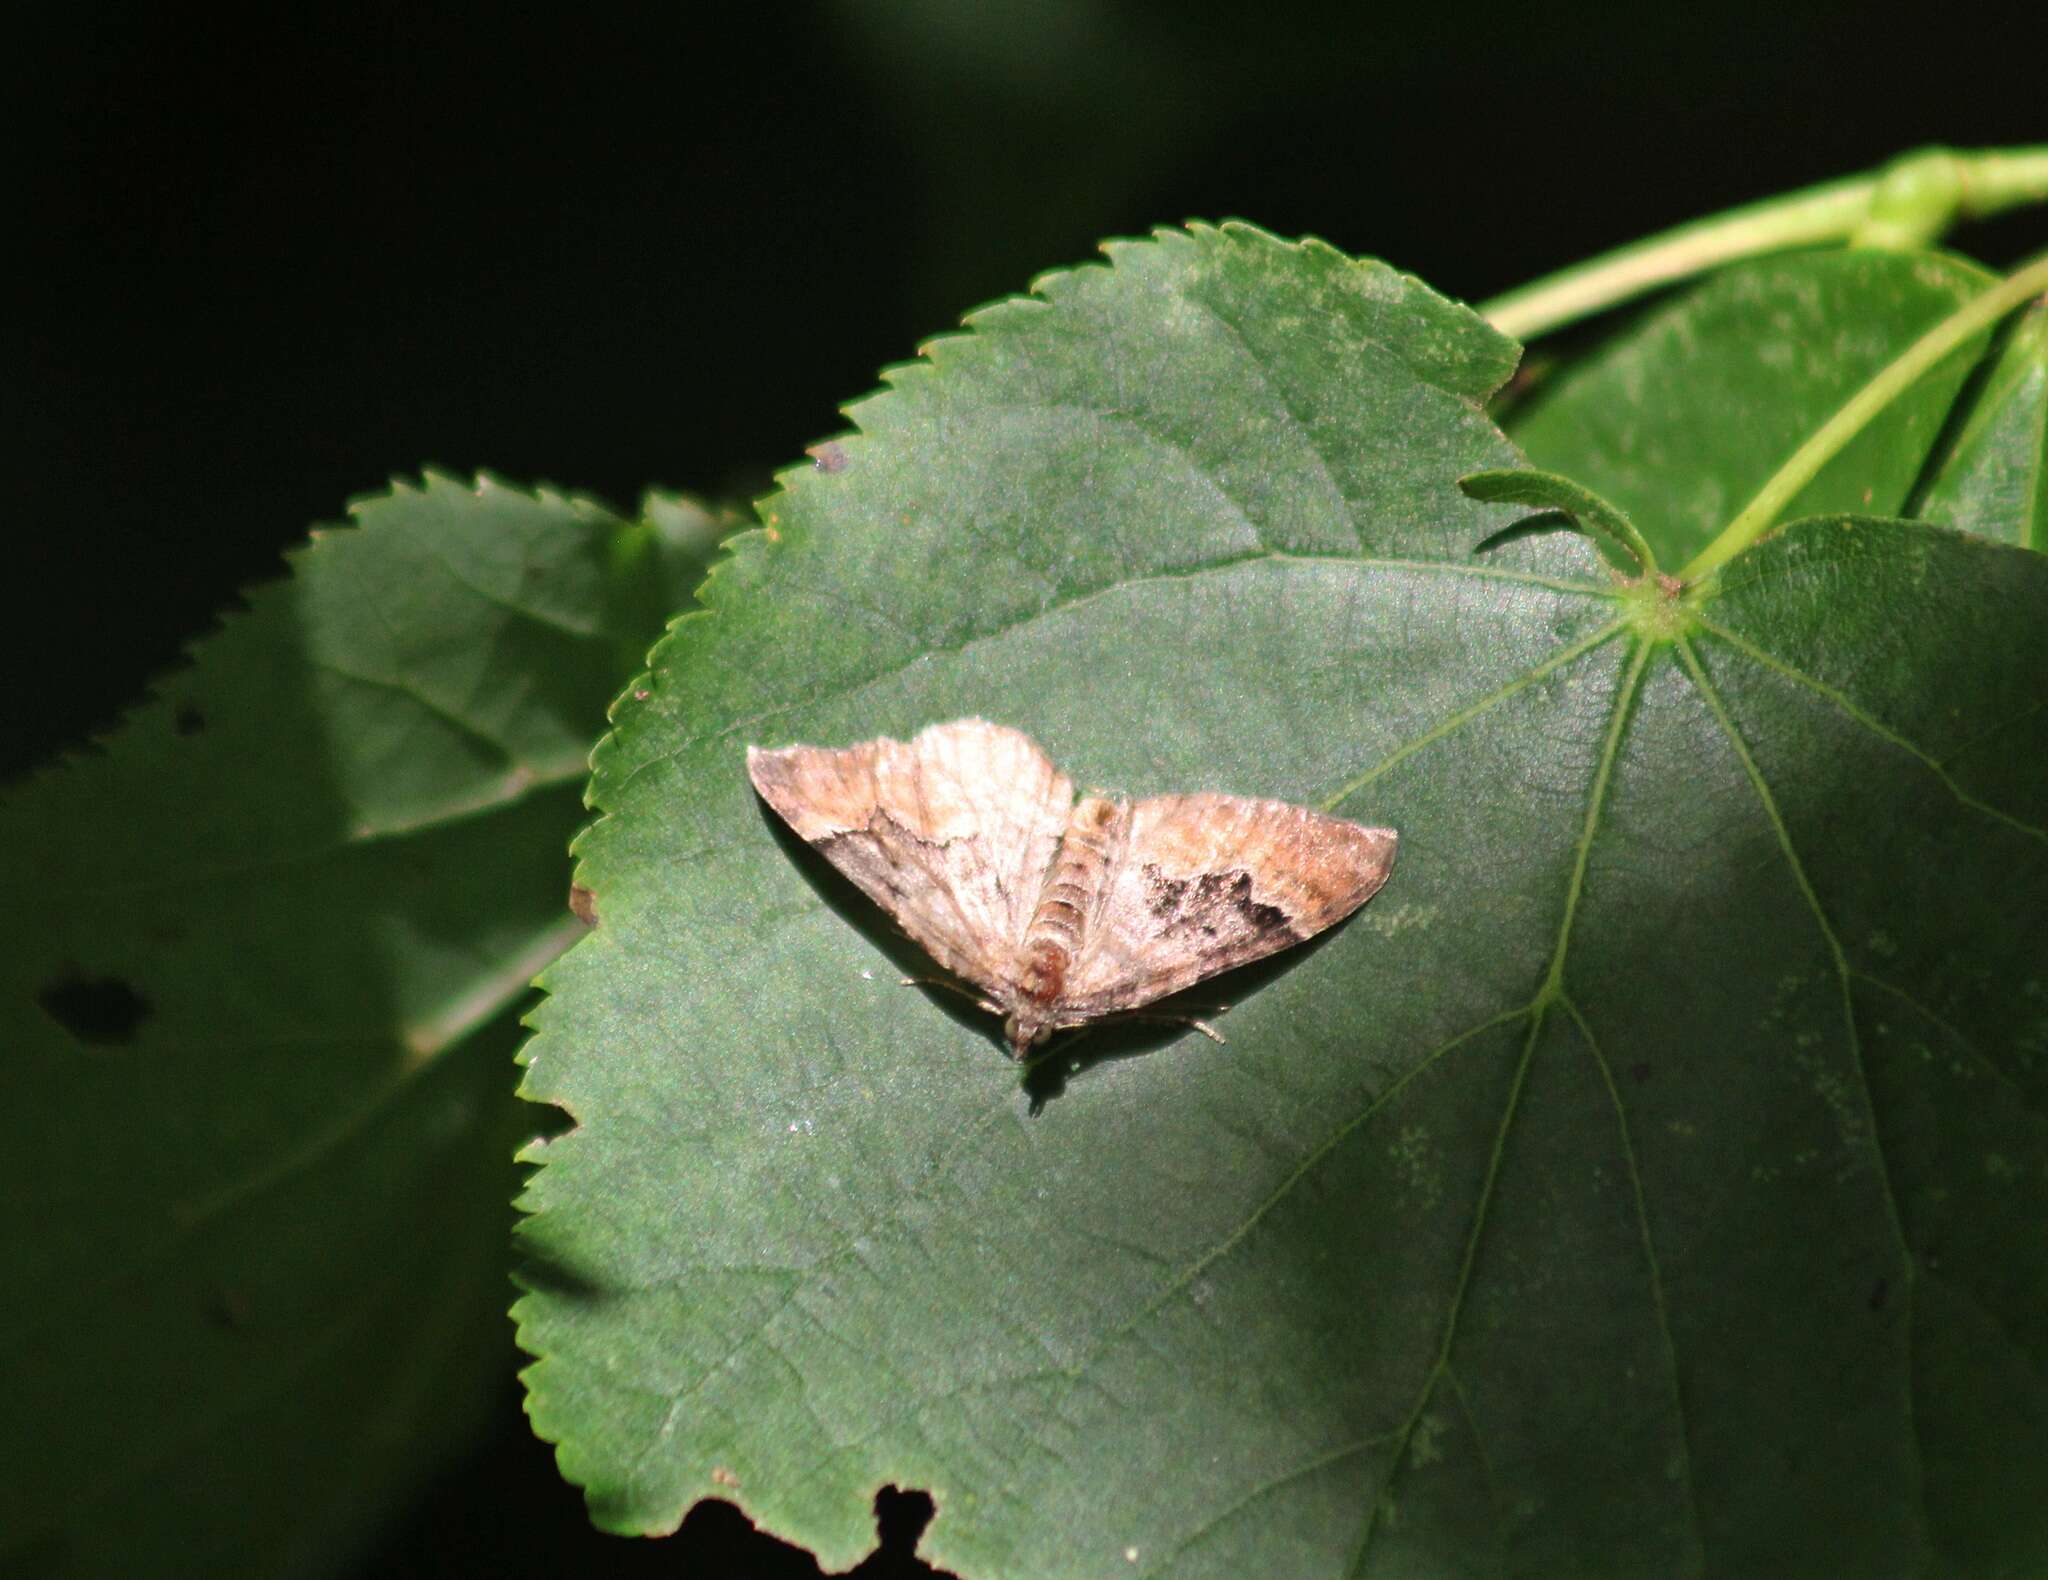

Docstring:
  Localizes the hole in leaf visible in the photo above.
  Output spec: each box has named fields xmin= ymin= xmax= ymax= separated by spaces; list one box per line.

xmin=862 ymin=1486 xmax=950 ymax=1576
xmin=38 ymin=971 xmax=152 ymax=1045
xmin=172 ymin=703 xmax=207 ymax=736
xmin=665 ymin=1486 xmax=953 ymax=1577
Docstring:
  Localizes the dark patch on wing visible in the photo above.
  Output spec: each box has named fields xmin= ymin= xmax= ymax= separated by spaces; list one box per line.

xmin=1143 ymin=867 xmax=1296 ymax=943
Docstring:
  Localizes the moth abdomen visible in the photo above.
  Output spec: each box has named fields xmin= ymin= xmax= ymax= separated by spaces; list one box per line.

xmin=1021 ymin=797 xmax=1123 ymax=954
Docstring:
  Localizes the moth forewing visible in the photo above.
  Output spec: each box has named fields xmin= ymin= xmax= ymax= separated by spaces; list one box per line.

xmin=1057 ymin=794 xmax=1397 ymax=1020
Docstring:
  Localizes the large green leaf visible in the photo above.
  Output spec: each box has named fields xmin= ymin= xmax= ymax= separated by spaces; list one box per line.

xmin=1911 ymin=298 xmax=2048 ymax=549
xmin=0 ymin=474 xmax=710 ymax=1579
xmin=513 ymin=226 xmax=2048 ymax=1576
xmin=1504 ymin=250 xmax=1993 ymax=568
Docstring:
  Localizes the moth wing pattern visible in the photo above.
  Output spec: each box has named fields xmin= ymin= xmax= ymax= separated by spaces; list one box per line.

xmin=1060 ymin=793 xmax=1397 ymax=1019
xmin=746 ymin=718 xmax=1073 ymax=995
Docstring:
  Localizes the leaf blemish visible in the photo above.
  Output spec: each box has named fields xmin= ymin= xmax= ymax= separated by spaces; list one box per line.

xmin=1390 ymin=1125 xmax=1443 ymax=1210
xmin=569 ymin=882 xmax=599 ymax=927
xmin=172 ymin=703 xmax=206 ymax=736
xmin=1360 ymin=901 xmax=1440 ymax=938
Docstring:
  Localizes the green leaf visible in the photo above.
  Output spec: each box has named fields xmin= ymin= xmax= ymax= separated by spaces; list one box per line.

xmin=1 ymin=473 xmax=705 ymax=1579
xmin=1911 ymin=299 xmax=2048 ymax=549
xmin=1503 ymin=251 xmax=1995 ymax=569
xmin=514 ymin=227 xmax=2048 ymax=1576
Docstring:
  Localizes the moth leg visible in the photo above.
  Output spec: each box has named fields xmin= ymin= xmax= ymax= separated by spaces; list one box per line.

xmin=899 ymin=974 xmax=1001 ymax=1017
xmin=1101 ymin=1008 xmax=1230 ymax=1044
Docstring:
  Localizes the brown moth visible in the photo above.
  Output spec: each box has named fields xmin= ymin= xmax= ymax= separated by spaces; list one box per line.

xmin=747 ymin=718 xmax=1396 ymax=1058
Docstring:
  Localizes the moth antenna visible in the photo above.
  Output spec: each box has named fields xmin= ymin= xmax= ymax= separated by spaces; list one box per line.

xmin=898 ymin=974 xmax=1001 ymax=1016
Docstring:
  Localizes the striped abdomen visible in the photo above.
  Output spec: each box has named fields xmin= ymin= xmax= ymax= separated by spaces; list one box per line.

xmin=1014 ymin=796 xmax=1122 ymax=1011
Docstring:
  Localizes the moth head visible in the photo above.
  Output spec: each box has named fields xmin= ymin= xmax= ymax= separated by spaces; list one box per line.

xmin=1003 ymin=1011 xmax=1053 ymax=1058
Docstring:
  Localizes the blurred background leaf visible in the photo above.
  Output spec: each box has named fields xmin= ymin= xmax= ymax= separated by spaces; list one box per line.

xmin=0 ymin=475 xmax=712 ymax=1579
xmin=1910 ymin=299 xmax=2048 ymax=548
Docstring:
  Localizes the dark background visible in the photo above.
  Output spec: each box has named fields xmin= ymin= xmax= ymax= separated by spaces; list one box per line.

xmin=14 ymin=1 xmax=2043 ymax=1573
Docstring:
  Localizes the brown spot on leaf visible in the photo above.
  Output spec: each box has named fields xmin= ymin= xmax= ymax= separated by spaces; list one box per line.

xmin=1868 ymin=1276 xmax=1889 ymax=1312
xmin=173 ymin=703 xmax=206 ymax=736
xmin=39 ymin=971 xmax=152 ymax=1046
xmin=805 ymin=440 xmax=850 ymax=473
xmin=569 ymin=883 xmax=599 ymax=927
xmin=1630 ymin=1061 xmax=1652 ymax=1083
xmin=711 ymin=1466 xmax=740 ymax=1488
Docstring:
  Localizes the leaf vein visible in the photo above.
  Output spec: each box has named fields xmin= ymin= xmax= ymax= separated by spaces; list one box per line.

xmin=1352 ymin=634 xmax=1648 ymax=1574
xmin=1442 ymin=1366 xmax=1509 ymax=1580
xmin=1676 ymin=633 xmax=1930 ymax=1556
xmin=1178 ymin=290 xmax=1354 ymax=545
xmin=1138 ymin=1437 xmax=1386 ymax=1578
xmin=307 ymin=656 xmax=515 ymax=766
xmin=1321 ymin=617 xmax=1630 ymax=812
xmin=1851 ymin=969 xmax=2048 ymax=1119
xmin=1692 ymin=614 xmax=2047 ymax=842
xmin=1559 ymin=991 xmax=1707 ymax=1569
xmin=423 ymin=539 xmax=611 ymax=643
xmin=1067 ymin=1002 xmax=1535 ymax=1380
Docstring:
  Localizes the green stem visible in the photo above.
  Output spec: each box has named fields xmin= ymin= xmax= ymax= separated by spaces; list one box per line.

xmin=1683 ymin=253 xmax=2048 ymax=583
xmin=1480 ymin=146 xmax=2048 ymax=343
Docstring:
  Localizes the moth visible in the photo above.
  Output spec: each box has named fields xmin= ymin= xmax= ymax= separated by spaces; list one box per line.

xmin=747 ymin=719 xmax=1397 ymax=1058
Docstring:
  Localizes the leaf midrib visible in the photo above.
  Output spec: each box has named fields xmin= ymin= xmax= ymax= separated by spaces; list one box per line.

xmin=1347 ymin=639 xmax=1655 ymax=1574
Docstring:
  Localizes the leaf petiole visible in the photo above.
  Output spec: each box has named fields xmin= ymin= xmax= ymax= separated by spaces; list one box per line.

xmin=1459 ymin=467 xmax=1658 ymax=576
xmin=1479 ymin=145 xmax=2048 ymax=342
